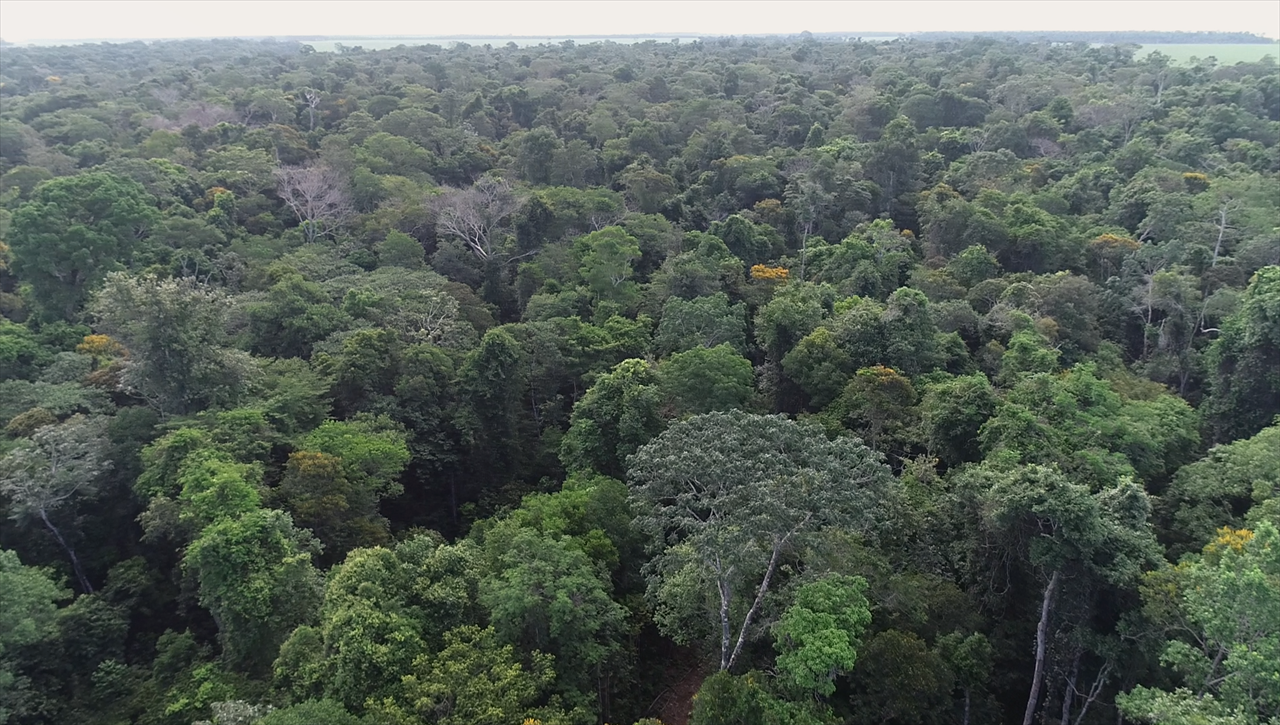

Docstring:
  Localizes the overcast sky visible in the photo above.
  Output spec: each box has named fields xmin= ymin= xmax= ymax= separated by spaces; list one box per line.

xmin=1 ymin=0 xmax=1277 ymax=43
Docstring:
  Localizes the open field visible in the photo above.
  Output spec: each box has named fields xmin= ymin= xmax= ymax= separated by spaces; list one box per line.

xmin=1136 ymin=42 xmax=1279 ymax=64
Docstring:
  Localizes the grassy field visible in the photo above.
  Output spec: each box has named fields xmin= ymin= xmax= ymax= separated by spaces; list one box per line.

xmin=1136 ymin=43 xmax=1279 ymax=64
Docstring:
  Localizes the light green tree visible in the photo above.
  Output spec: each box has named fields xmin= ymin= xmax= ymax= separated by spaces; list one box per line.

xmin=1119 ymin=523 xmax=1280 ymax=724
xmin=184 ymin=510 xmax=323 ymax=673
xmin=0 ymin=550 xmax=67 ymax=725
xmin=577 ymin=226 xmax=642 ymax=306
xmin=773 ymin=574 xmax=871 ymax=696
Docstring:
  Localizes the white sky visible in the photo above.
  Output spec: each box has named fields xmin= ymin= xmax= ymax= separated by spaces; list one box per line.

xmin=1 ymin=0 xmax=1277 ymax=43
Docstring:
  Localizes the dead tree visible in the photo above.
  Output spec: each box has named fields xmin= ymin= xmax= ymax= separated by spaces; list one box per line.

xmin=275 ymin=164 xmax=353 ymax=243
xmin=430 ymin=177 xmax=525 ymax=261
xmin=303 ymin=89 xmax=322 ymax=131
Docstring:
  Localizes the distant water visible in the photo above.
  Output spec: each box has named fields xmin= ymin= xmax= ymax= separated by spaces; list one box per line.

xmin=305 ymin=36 xmax=703 ymax=51
xmin=304 ymin=34 xmax=903 ymax=51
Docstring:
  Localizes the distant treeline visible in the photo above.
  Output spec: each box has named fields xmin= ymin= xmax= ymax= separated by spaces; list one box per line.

xmin=903 ymin=30 xmax=1275 ymax=44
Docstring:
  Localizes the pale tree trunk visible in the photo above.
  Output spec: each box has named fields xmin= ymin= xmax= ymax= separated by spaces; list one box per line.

xmin=727 ymin=543 xmax=783 ymax=671
xmin=1212 ymin=206 xmax=1229 ymax=267
xmin=1023 ymin=570 xmax=1061 ymax=725
xmin=716 ymin=555 xmax=737 ymax=676
xmin=726 ymin=525 xmax=799 ymax=671
xmin=1061 ymin=651 xmax=1080 ymax=725
xmin=41 ymin=507 xmax=93 ymax=593
xmin=1073 ymin=661 xmax=1111 ymax=725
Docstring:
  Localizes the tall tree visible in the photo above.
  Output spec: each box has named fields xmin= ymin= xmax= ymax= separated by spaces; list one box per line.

xmin=958 ymin=464 xmax=1160 ymax=725
xmin=628 ymin=410 xmax=892 ymax=671
xmin=90 ymin=272 xmax=256 ymax=416
xmin=0 ymin=549 xmax=67 ymax=724
xmin=1202 ymin=266 xmax=1280 ymax=443
xmin=275 ymin=164 xmax=353 ymax=243
xmin=184 ymin=509 xmax=323 ymax=673
xmin=0 ymin=415 xmax=110 ymax=593
xmin=7 ymin=172 xmax=157 ymax=318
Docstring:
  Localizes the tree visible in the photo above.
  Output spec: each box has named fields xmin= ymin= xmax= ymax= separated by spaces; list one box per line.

xmin=458 ymin=327 xmax=530 ymax=489
xmin=175 ymin=449 xmax=263 ymax=531
xmin=958 ymin=464 xmax=1160 ymax=725
xmin=246 ymin=272 xmax=352 ymax=360
xmin=560 ymin=359 xmax=665 ymax=479
xmin=275 ymin=164 xmax=353 ymax=243
xmin=377 ymin=230 xmax=425 ymax=269
xmin=7 ymin=172 xmax=158 ymax=318
xmin=431 ymin=177 xmax=525 ymax=262
xmin=516 ymin=127 xmax=564 ymax=186
xmin=866 ymin=116 xmax=921 ymax=223
xmin=653 ymin=293 xmax=748 ymax=356
xmin=628 ymin=410 xmax=892 ymax=671
xmin=0 ymin=415 xmax=110 ymax=593
xmin=773 ymin=574 xmax=871 ymax=696
xmin=1202 ymin=266 xmax=1280 ymax=443
xmin=1160 ymin=424 xmax=1280 ymax=557
xmin=1119 ymin=523 xmax=1280 ymax=724
xmin=688 ymin=672 xmax=774 ymax=725
xmin=257 ymin=700 xmax=359 ymax=725
xmin=919 ymin=373 xmax=998 ymax=468
xmin=821 ymin=365 xmax=918 ymax=456
xmin=183 ymin=509 xmax=323 ymax=673
xmin=576 ymin=226 xmax=641 ymax=306
xmin=90 ymin=272 xmax=256 ymax=416
xmin=848 ymin=629 xmax=955 ymax=725
xmin=273 ymin=535 xmax=483 ymax=711
xmin=658 ymin=344 xmax=755 ymax=416
xmin=0 ymin=549 xmax=67 ymax=725
xmin=371 ymin=625 xmax=562 ymax=725
xmin=782 ymin=327 xmax=854 ymax=410
xmin=479 ymin=529 xmax=627 ymax=708
xmin=754 ymin=282 xmax=830 ymax=361
xmin=275 ymin=451 xmax=384 ymax=562
xmin=936 ymin=632 xmax=994 ymax=725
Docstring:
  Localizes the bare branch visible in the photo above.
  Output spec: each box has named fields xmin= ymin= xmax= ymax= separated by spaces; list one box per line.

xmin=429 ymin=177 xmax=524 ymax=261
xmin=275 ymin=164 xmax=353 ymax=243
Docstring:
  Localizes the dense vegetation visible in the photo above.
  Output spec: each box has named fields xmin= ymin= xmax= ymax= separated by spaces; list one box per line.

xmin=0 ymin=33 xmax=1278 ymax=725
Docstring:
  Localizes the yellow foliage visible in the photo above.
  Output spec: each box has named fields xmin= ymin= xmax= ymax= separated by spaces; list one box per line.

xmin=750 ymin=264 xmax=789 ymax=281
xmin=76 ymin=334 xmax=125 ymax=361
xmin=1206 ymin=527 xmax=1254 ymax=555
xmin=46 ymin=75 xmax=62 ymax=83
xmin=860 ymin=364 xmax=898 ymax=378
xmin=1089 ymin=233 xmax=1140 ymax=257
xmin=1182 ymin=172 xmax=1210 ymax=193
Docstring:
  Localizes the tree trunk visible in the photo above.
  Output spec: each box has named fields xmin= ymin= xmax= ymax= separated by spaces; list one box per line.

xmin=40 ymin=507 xmax=93 ymax=594
xmin=1022 ymin=570 xmax=1061 ymax=725
xmin=726 ymin=538 xmax=785 ymax=671
xmin=717 ymin=574 xmax=733 ymax=671
xmin=962 ymin=687 xmax=971 ymax=725
xmin=1061 ymin=650 xmax=1080 ymax=725
xmin=1212 ymin=207 xmax=1228 ymax=267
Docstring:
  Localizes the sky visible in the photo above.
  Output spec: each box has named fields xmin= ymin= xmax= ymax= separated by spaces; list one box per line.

xmin=1 ymin=0 xmax=1277 ymax=43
